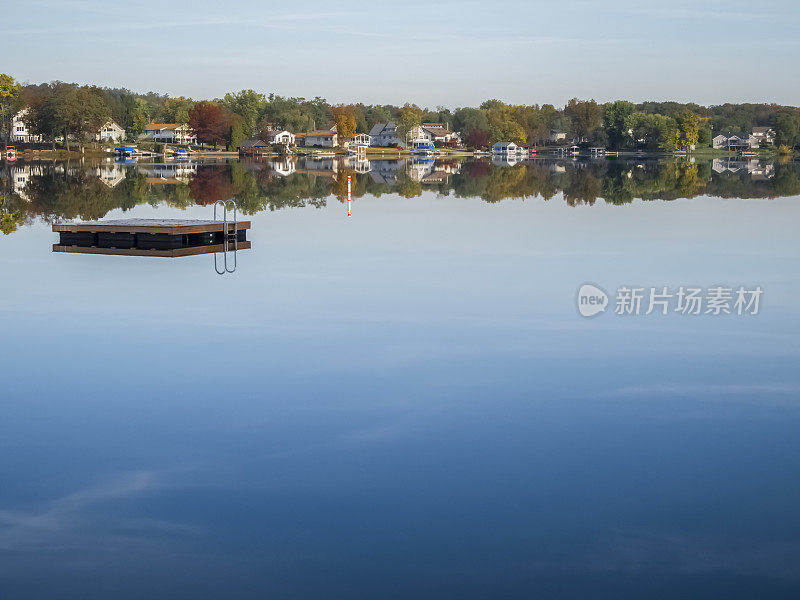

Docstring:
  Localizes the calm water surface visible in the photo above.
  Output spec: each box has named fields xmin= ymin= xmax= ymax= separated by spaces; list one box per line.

xmin=1 ymin=157 xmax=799 ymax=599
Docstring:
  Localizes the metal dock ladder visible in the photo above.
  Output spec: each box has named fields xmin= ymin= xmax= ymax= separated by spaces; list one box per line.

xmin=213 ymin=199 xmax=238 ymax=274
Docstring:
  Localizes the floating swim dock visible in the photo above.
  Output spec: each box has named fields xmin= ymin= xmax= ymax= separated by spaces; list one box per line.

xmin=52 ymin=218 xmax=251 ymax=258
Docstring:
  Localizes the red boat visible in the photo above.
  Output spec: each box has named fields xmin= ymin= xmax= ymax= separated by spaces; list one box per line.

xmin=5 ymin=145 xmax=16 ymax=161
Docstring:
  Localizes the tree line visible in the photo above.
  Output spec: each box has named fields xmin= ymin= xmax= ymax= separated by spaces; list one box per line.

xmin=2 ymin=73 xmax=800 ymax=151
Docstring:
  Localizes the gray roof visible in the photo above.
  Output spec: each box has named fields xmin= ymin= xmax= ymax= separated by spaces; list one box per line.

xmin=369 ymin=122 xmax=397 ymax=137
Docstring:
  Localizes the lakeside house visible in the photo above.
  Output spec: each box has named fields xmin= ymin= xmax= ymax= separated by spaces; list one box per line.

xmin=260 ymin=124 xmax=295 ymax=145
xmin=408 ymin=123 xmax=460 ymax=148
xmin=10 ymin=109 xmax=41 ymax=143
xmin=140 ymin=123 xmax=197 ymax=145
xmin=369 ymin=122 xmax=405 ymax=148
xmin=239 ymin=139 xmax=271 ymax=156
xmin=11 ymin=109 xmax=123 ymax=144
xmin=548 ymin=130 xmax=588 ymax=144
xmin=300 ymin=125 xmax=337 ymax=147
xmin=752 ymin=126 xmax=775 ymax=146
xmin=96 ymin=120 xmax=125 ymax=143
xmin=492 ymin=141 xmax=521 ymax=155
xmin=269 ymin=130 xmax=295 ymax=145
xmin=712 ymin=133 xmax=758 ymax=150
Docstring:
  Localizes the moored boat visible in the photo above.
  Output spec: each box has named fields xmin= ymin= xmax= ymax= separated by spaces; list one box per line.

xmin=114 ymin=146 xmax=138 ymax=157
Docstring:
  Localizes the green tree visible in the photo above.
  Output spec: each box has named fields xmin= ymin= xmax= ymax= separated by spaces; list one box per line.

xmin=603 ymin=100 xmax=636 ymax=149
xmin=676 ymin=110 xmax=701 ymax=151
xmin=221 ymin=90 xmax=264 ymax=137
xmin=773 ymin=109 xmax=800 ymax=148
xmin=132 ymin=98 xmax=151 ymax=135
xmin=483 ymin=101 xmax=526 ymax=144
xmin=452 ymin=107 xmax=489 ymax=135
xmin=365 ymin=105 xmax=392 ymax=129
xmin=0 ymin=73 xmax=21 ymax=147
xmin=396 ymin=104 xmax=423 ymax=139
xmin=22 ymin=84 xmax=60 ymax=148
xmin=564 ymin=98 xmax=602 ymax=140
xmin=626 ymin=112 xmax=677 ymax=151
xmin=164 ymin=96 xmax=195 ymax=126
xmin=698 ymin=124 xmax=712 ymax=148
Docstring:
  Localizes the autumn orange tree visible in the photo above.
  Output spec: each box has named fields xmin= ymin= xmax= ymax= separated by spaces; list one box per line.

xmin=189 ymin=102 xmax=233 ymax=147
xmin=330 ymin=105 xmax=358 ymax=137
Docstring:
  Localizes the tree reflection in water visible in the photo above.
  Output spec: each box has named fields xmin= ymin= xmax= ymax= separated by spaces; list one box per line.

xmin=2 ymin=157 xmax=799 ymax=234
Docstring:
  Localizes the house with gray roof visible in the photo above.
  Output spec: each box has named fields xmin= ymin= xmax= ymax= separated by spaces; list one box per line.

xmin=369 ymin=122 xmax=405 ymax=148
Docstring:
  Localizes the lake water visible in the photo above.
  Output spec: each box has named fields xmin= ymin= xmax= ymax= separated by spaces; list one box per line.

xmin=1 ymin=156 xmax=800 ymax=599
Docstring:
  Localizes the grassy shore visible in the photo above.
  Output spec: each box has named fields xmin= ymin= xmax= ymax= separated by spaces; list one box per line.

xmin=4 ymin=141 xmax=796 ymax=161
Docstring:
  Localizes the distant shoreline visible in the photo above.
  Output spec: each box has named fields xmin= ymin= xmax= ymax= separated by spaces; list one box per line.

xmin=1 ymin=146 xmax=782 ymax=162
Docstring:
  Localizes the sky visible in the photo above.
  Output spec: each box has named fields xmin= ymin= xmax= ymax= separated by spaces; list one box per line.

xmin=3 ymin=0 xmax=800 ymax=108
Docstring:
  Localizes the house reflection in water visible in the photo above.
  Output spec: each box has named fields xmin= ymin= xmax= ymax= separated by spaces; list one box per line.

xmin=408 ymin=158 xmax=460 ymax=184
xmin=712 ymin=158 xmax=774 ymax=180
xmin=492 ymin=155 xmax=525 ymax=167
xmin=369 ymin=159 xmax=406 ymax=184
xmin=95 ymin=164 xmax=127 ymax=188
xmin=138 ymin=162 xmax=198 ymax=184
xmin=269 ymin=159 xmax=296 ymax=177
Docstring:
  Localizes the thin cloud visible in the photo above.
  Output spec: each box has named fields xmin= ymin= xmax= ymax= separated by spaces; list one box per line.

xmin=622 ymin=7 xmax=795 ymax=21
xmin=0 ymin=470 xmax=202 ymax=551
xmin=0 ymin=12 xmax=354 ymax=36
xmin=599 ymin=383 xmax=800 ymax=399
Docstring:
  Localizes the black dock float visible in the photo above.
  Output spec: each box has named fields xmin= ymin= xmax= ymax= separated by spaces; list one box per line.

xmin=52 ymin=218 xmax=251 ymax=258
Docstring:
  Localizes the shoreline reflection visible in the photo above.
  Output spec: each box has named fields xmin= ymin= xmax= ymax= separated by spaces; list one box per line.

xmin=2 ymin=156 xmax=799 ymax=234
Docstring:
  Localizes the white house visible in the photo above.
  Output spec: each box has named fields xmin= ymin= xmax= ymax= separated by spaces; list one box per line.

xmin=752 ymin=126 xmax=775 ymax=146
xmin=549 ymin=130 xmax=568 ymax=143
xmin=408 ymin=125 xmax=434 ymax=144
xmin=492 ymin=141 xmax=520 ymax=154
xmin=97 ymin=120 xmax=126 ymax=143
xmin=369 ymin=122 xmax=405 ymax=148
xmin=421 ymin=123 xmax=458 ymax=145
xmin=10 ymin=109 xmax=41 ymax=143
xmin=712 ymin=133 xmax=758 ymax=150
xmin=269 ymin=130 xmax=295 ymax=145
xmin=712 ymin=134 xmax=728 ymax=149
xmin=302 ymin=126 xmax=338 ymax=147
xmin=140 ymin=123 xmax=196 ymax=145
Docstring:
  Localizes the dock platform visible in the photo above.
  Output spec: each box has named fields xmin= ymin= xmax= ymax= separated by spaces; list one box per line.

xmin=52 ymin=218 xmax=251 ymax=257
xmin=53 ymin=218 xmax=251 ymax=236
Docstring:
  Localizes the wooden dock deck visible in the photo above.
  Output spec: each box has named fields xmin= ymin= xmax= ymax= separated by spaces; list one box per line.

xmin=53 ymin=218 xmax=251 ymax=236
xmin=52 ymin=218 xmax=251 ymax=257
